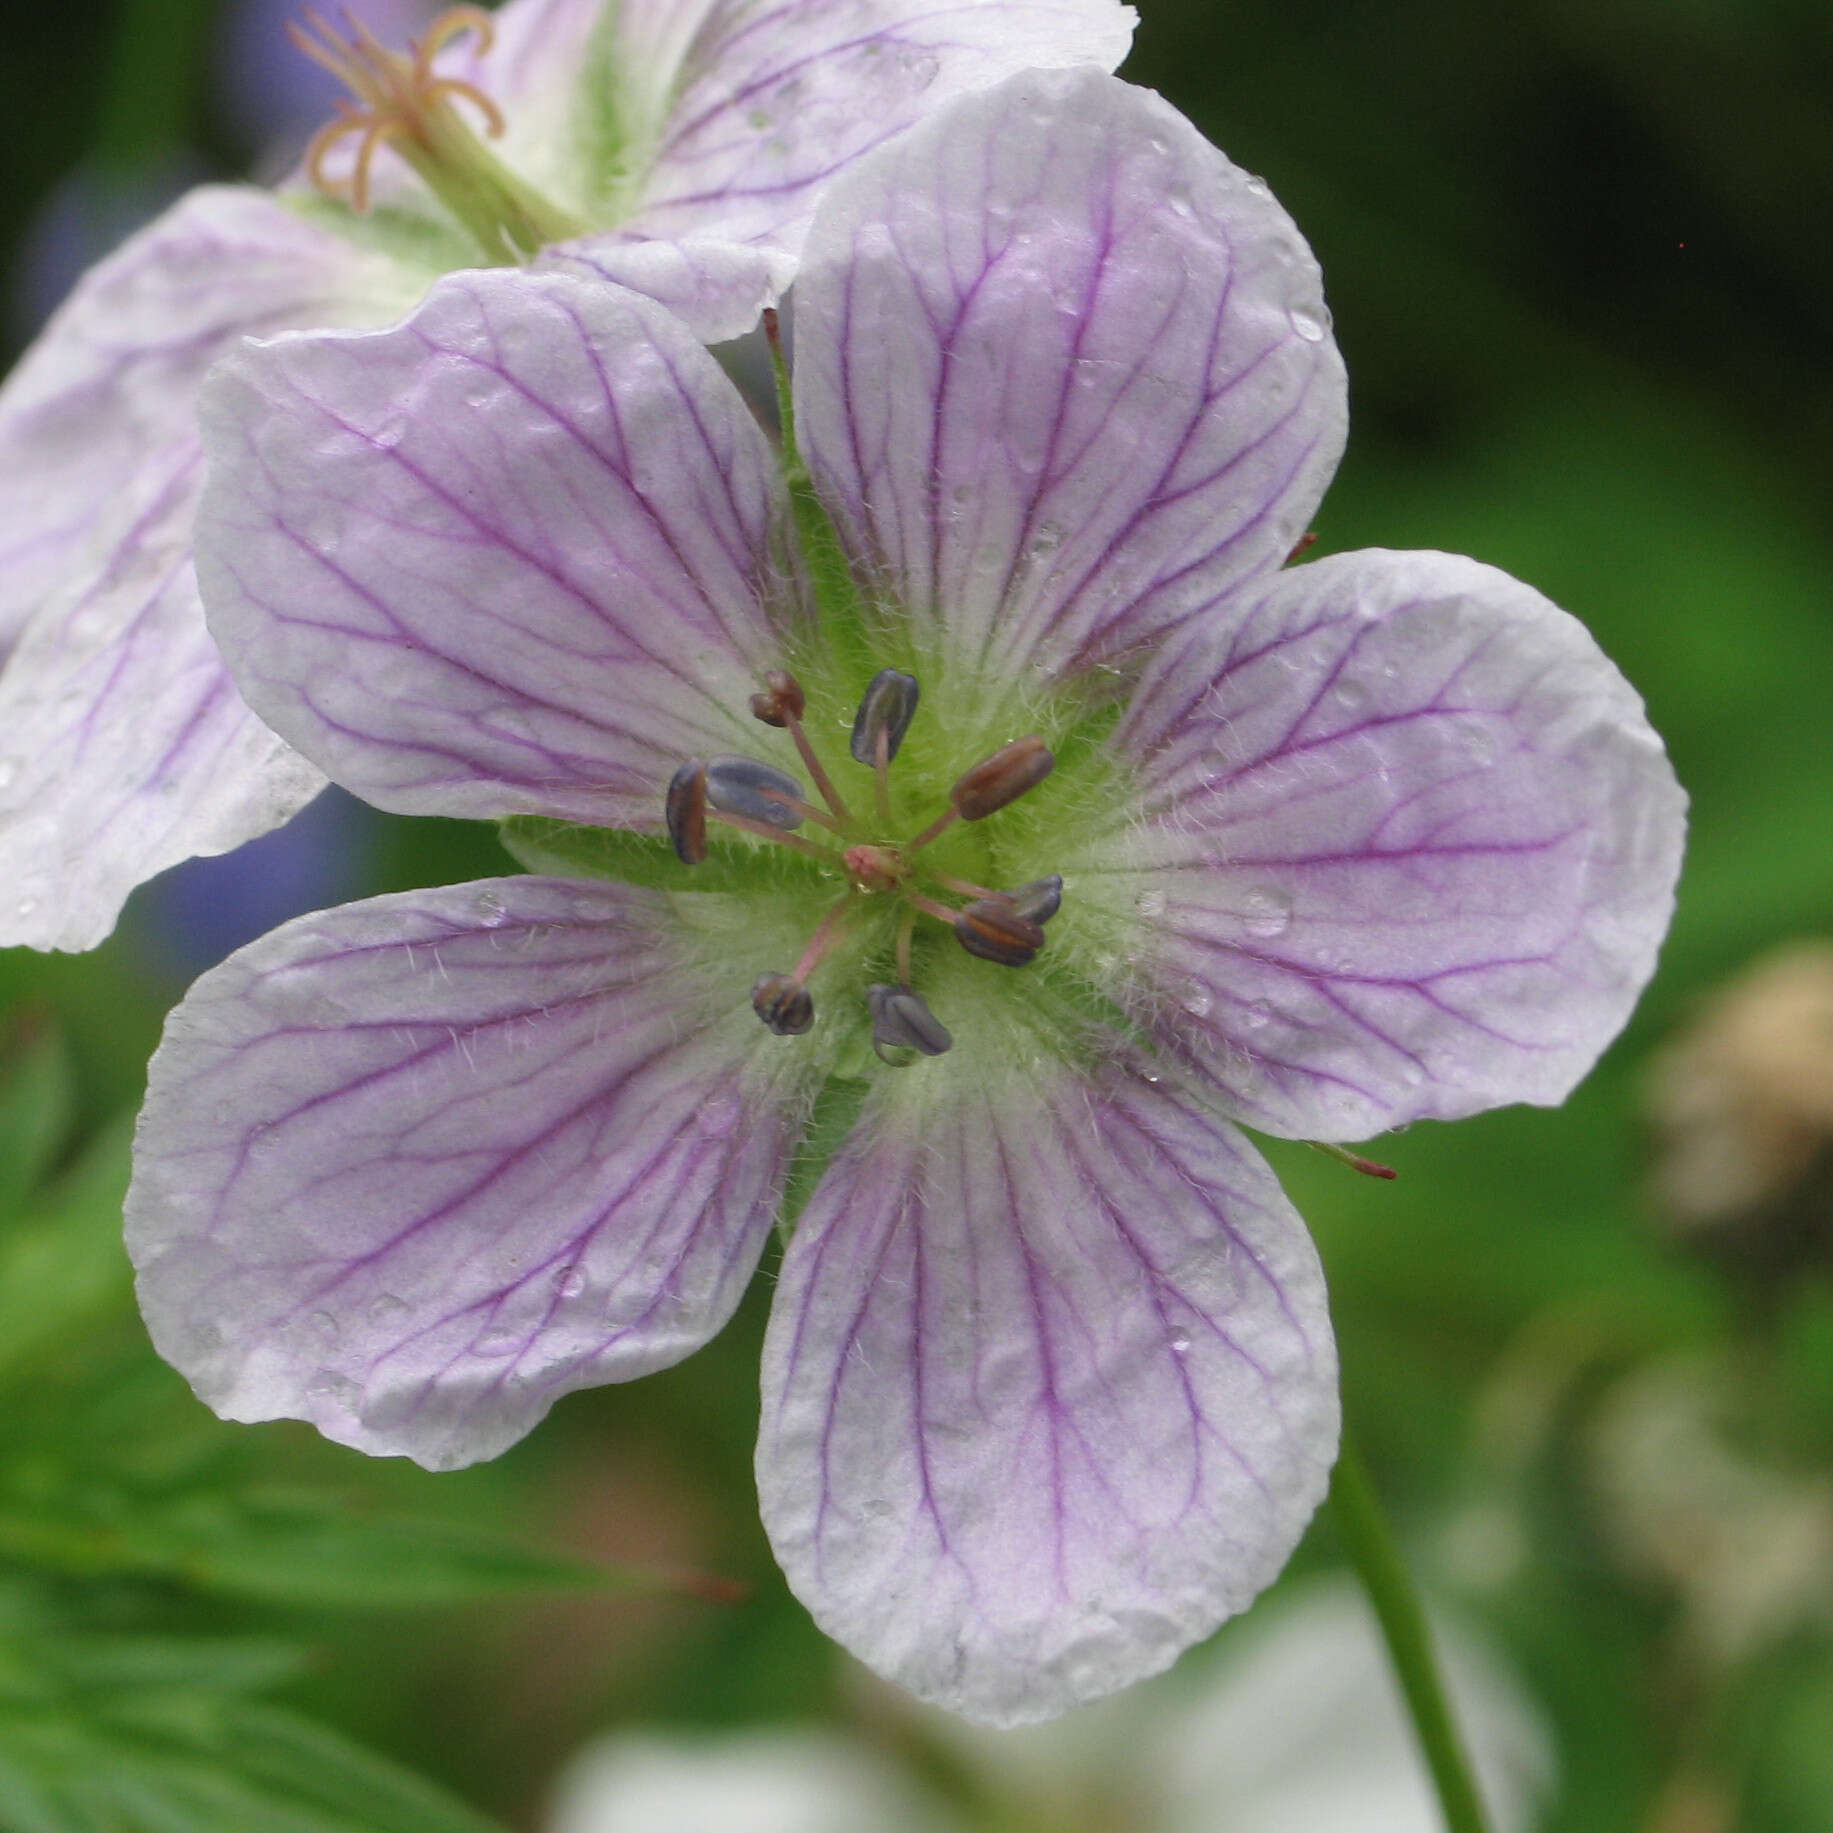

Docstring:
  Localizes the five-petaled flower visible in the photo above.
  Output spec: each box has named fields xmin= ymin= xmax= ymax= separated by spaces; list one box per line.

xmin=0 ymin=0 xmax=1133 ymax=951
xmin=125 ymin=70 xmax=1685 ymax=1724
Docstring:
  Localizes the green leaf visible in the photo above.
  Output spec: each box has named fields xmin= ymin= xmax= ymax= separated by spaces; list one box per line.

xmin=0 ymin=1114 xmax=134 ymax=1388
xmin=0 ymin=1625 xmax=507 ymax=1833
xmin=0 ymin=1014 xmax=75 ymax=1216
xmin=0 ymin=1483 xmax=638 ymax=1610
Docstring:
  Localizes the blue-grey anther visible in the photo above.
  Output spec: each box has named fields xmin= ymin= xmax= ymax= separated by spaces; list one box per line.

xmin=849 ymin=668 xmax=921 ymax=765
xmin=752 ymin=973 xmax=814 ymax=1036
xmin=867 ymin=984 xmax=953 ymax=1066
xmin=665 ymin=759 xmax=708 ymax=864
xmin=706 ymin=755 xmax=806 ymax=829
xmin=1008 ymin=876 xmax=1063 ymax=925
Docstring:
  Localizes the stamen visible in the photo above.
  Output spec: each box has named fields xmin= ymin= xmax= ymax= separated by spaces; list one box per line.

xmin=895 ymin=906 xmax=916 ymax=986
xmin=953 ymin=898 xmax=1046 ymax=968
xmin=950 ymin=736 xmax=1055 ymax=821
xmin=665 ymin=759 xmax=708 ymax=864
xmin=1007 ymin=875 xmax=1064 ymax=925
xmin=750 ymin=668 xmax=851 ymax=824
xmin=1310 ymin=1140 xmax=1399 ymax=1180
xmin=748 ymin=669 xmax=806 ymax=728
xmin=752 ymin=974 xmax=814 ymax=1036
xmin=706 ymin=755 xmax=810 ymax=830
xmin=868 ymin=985 xmax=953 ymax=1065
xmin=850 ymin=669 xmax=920 ymax=766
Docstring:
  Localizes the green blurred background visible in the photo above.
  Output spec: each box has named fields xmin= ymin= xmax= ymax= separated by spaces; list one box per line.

xmin=3 ymin=1 xmax=1831 ymax=1827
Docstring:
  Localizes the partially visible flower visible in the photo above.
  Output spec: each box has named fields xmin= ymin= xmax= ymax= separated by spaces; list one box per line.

xmin=543 ymin=1582 xmax=1554 ymax=1832
xmin=1645 ymin=940 xmax=1833 ymax=1256
xmin=0 ymin=0 xmax=1134 ymax=951
xmin=127 ymin=70 xmax=1684 ymax=1721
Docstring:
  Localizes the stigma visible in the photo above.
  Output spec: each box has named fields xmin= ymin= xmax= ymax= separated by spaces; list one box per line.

xmin=291 ymin=6 xmax=583 ymax=262
xmin=664 ymin=666 xmax=1064 ymax=1056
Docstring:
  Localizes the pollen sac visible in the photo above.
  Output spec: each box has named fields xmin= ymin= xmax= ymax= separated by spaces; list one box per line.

xmin=849 ymin=668 xmax=921 ymax=765
xmin=748 ymin=669 xmax=806 ymax=727
xmin=950 ymin=736 xmax=1055 ymax=821
xmin=665 ymin=759 xmax=708 ymax=864
xmin=954 ymin=898 xmax=1047 ymax=968
xmin=752 ymin=973 xmax=814 ymax=1036
xmin=706 ymin=755 xmax=806 ymax=829
xmin=867 ymin=984 xmax=953 ymax=1066
xmin=1007 ymin=875 xmax=1064 ymax=925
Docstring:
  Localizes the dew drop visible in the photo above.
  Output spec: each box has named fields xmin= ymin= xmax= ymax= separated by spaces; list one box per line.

xmin=1288 ymin=303 xmax=1331 ymax=343
xmin=0 ymin=758 xmax=19 ymax=790
xmin=1240 ymin=887 xmax=1292 ymax=939
xmin=1334 ymin=678 xmax=1370 ymax=711
xmin=306 ymin=1310 xmax=341 ymax=1346
xmin=14 ymin=897 xmax=38 ymax=920
xmin=1135 ymin=886 xmax=1168 ymax=919
xmin=1178 ymin=981 xmax=1213 ymax=1018
xmin=367 ymin=1293 xmax=410 ymax=1326
xmin=473 ymin=1326 xmax=522 ymax=1359
xmin=472 ymin=887 xmax=508 ymax=927
xmin=1168 ymin=1329 xmax=1192 ymax=1356
xmin=1244 ymin=1000 xmax=1273 ymax=1031
xmin=1027 ymin=521 xmax=1064 ymax=559
xmin=554 ymin=1265 xmax=586 ymax=1299
xmin=1460 ymin=718 xmax=1498 ymax=765
xmin=864 ymin=1498 xmax=894 ymax=1520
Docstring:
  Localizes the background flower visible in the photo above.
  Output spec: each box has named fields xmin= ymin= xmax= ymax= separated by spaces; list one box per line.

xmin=0 ymin=0 xmax=1135 ymax=953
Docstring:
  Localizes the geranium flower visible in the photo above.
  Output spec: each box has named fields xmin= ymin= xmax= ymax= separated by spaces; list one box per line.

xmin=0 ymin=0 xmax=1134 ymax=951
xmin=126 ymin=69 xmax=1685 ymax=1723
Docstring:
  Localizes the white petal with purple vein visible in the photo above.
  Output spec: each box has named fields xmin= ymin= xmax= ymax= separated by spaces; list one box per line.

xmin=620 ymin=0 xmax=1137 ymax=253
xmin=793 ymin=67 xmax=1346 ymax=693
xmin=0 ymin=186 xmax=422 ymax=950
xmin=1078 ymin=548 xmax=1688 ymax=1140
xmin=128 ymin=878 xmax=812 ymax=1470
xmin=196 ymin=269 xmax=803 ymax=828
xmin=757 ymin=1058 xmax=1338 ymax=1724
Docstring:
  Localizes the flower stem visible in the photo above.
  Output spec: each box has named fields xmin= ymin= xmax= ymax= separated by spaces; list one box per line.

xmin=1329 ymin=1435 xmax=1492 ymax=1833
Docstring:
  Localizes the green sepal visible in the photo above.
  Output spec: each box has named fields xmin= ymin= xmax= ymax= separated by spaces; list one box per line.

xmin=498 ymin=816 xmax=826 ymax=898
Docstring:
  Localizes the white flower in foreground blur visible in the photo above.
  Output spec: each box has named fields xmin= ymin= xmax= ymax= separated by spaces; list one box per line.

xmin=127 ymin=70 xmax=1683 ymax=1721
xmin=0 ymin=0 xmax=1134 ymax=951
xmin=546 ymin=1584 xmax=1554 ymax=1831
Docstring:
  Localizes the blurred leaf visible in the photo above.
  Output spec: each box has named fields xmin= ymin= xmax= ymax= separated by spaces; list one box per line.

xmin=0 ymin=1014 xmax=75 ymax=1216
xmin=0 ymin=1114 xmax=134 ymax=1389
xmin=0 ymin=1613 xmax=504 ymax=1833
xmin=0 ymin=1484 xmax=636 ymax=1609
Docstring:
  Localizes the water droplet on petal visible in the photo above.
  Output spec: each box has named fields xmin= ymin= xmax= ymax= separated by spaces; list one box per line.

xmin=473 ymin=1326 xmax=522 ymax=1359
xmin=305 ymin=1370 xmax=360 ymax=1410
xmin=554 ymin=1265 xmax=587 ymax=1299
xmin=1168 ymin=1329 xmax=1192 ymax=1355
xmin=472 ymin=887 xmax=508 ymax=927
xmin=1244 ymin=1000 xmax=1273 ymax=1031
xmin=0 ymin=758 xmax=18 ymax=791
xmin=1135 ymin=886 xmax=1168 ymax=919
xmin=1289 ymin=302 xmax=1332 ymax=342
xmin=1240 ymin=887 xmax=1293 ymax=939
xmin=307 ymin=1310 xmax=340 ymax=1346
xmin=1178 ymin=980 xmax=1213 ymax=1018
xmin=14 ymin=897 xmax=38 ymax=920
xmin=367 ymin=1294 xmax=410 ymax=1327
xmin=1334 ymin=677 xmax=1370 ymax=711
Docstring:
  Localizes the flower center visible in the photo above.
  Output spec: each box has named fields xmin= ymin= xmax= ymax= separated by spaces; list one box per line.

xmin=291 ymin=6 xmax=585 ymax=262
xmin=666 ymin=668 xmax=1066 ymax=1064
